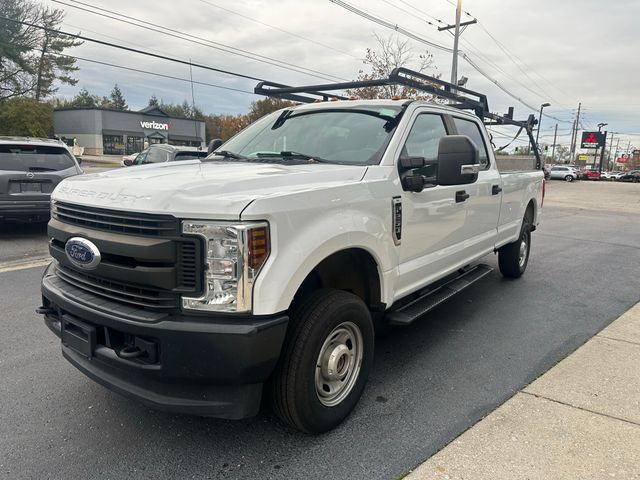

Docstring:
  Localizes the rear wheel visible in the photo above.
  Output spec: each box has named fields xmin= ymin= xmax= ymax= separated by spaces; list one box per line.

xmin=499 ymin=216 xmax=531 ymax=278
xmin=270 ymin=289 xmax=374 ymax=433
xmin=564 ymin=175 xmax=574 ymax=182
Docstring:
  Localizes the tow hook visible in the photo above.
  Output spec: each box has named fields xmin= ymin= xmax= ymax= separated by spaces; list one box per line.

xmin=35 ymin=306 xmax=56 ymax=315
xmin=118 ymin=345 xmax=146 ymax=359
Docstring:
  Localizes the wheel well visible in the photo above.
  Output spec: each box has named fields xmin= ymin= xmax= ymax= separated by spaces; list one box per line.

xmin=292 ymin=249 xmax=381 ymax=310
xmin=525 ymin=200 xmax=535 ymax=224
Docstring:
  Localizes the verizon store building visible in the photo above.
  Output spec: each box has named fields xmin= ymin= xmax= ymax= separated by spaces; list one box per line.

xmin=53 ymin=106 xmax=206 ymax=155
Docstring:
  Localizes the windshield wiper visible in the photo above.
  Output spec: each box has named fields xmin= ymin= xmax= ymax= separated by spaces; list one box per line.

xmin=209 ymin=150 xmax=248 ymax=160
xmin=255 ymin=151 xmax=334 ymax=163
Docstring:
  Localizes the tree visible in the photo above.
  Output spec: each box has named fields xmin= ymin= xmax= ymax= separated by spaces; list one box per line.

xmin=148 ymin=94 xmax=159 ymax=107
xmin=247 ymin=97 xmax=295 ymax=123
xmin=109 ymin=84 xmax=127 ymax=110
xmin=0 ymin=97 xmax=53 ymax=136
xmin=0 ymin=0 xmax=40 ymax=100
xmin=347 ymin=34 xmax=440 ymax=100
xmin=63 ymin=87 xmax=98 ymax=107
xmin=33 ymin=7 xmax=82 ymax=100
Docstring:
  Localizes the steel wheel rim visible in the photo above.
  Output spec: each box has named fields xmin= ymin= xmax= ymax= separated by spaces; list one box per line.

xmin=518 ymin=234 xmax=528 ymax=268
xmin=315 ymin=321 xmax=363 ymax=407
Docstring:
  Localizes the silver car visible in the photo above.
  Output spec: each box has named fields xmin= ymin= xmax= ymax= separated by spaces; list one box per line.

xmin=549 ymin=165 xmax=579 ymax=182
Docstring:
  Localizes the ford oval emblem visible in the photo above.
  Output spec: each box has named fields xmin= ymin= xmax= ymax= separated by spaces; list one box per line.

xmin=64 ymin=237 xmax=101 ymax=270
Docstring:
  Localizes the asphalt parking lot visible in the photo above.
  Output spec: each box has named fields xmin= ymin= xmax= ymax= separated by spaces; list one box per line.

xmin=1 ymin=180 xmax=639 ymax=480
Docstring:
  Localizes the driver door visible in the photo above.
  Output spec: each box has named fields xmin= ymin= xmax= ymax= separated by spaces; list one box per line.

xmin=395 ymin=112 xmax=468 ymax=298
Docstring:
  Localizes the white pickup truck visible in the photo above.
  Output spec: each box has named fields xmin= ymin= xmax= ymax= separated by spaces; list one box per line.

xmin=38 ymin=71 xmax=544 ymax=433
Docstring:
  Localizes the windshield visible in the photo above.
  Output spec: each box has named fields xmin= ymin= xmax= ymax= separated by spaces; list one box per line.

xmin=215 ymin=106 xmax=403 ymax=165
xmin=174 ymin=151 xmax=207 ymax=161
xmin=0 ymin=145 xmax=76 ymax=171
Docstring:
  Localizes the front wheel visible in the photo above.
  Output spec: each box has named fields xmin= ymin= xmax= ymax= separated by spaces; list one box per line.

xmin=564 ymin=175 xmax=574 ymax=182
xmin=270 ymin=289 xmax=374 ymax=433
xmin=498 ymin=218 xmax=531 ymax=278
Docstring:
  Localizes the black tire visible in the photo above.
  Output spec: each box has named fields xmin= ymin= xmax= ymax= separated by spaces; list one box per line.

xmin=498 ymin=217 xmax=531 ymax=278
xmin=270 ymin=289 xmax=374 ymax=433
xmin=564 ymin=175 xmax=574 ymax=182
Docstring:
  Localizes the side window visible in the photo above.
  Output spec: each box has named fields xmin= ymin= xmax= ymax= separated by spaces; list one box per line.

xmin=144 ymin=148 xmax=169 ymax=164
xmin=452 ymin=117 xmax=489 ymax=168
xmin=402 ymin=114 xmax=448 ymax=179
xmin=135 ymin=149 xmax=148 ymax=165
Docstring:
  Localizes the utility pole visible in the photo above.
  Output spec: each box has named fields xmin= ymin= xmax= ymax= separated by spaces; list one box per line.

xmin=569 ymin=102 xmax=582 ymax=163
xmin=438 ymin=0 xmax=476 ymax=86
xmin=605 ymin=133 xmax=616 ymax=170
xmin=551 ymin=123 xmax=558 ymax=162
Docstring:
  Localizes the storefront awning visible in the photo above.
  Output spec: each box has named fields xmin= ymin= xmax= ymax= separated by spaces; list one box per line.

xmin=102 ymin=129 xmax=144 ymax=137
xmin=168 ymin=134 xmax=203 ymax=142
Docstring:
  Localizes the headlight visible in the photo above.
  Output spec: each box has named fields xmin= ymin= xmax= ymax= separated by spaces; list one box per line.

xmin=181 ymin=221 xmax=270 ymax=313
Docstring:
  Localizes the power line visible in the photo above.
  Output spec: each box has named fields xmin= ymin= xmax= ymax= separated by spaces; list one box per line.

xmin=2 ymin=16 xmax=268 ymax=81
xmin=328 ymin=0 xmax=454 ymax=53
xmin=53 ymin=0 xmax=346 ymax=82
xmin=198 ymin=0 xmax=359 ymax=60
xmin=0 ymin=39 xmax=256 ymax=96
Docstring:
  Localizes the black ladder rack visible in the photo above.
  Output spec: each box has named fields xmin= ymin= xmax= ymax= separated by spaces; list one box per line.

xmin=254 ymin=66 xmax=541 ymax=169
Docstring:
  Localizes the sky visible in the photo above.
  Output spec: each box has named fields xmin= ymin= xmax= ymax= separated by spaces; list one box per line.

xmin=43 ymin=0 xmax=640 ymax=153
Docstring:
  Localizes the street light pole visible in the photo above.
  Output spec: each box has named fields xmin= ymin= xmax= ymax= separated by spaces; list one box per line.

xmin=596 ymin=123 xmax=608 ymax=172
xmin=551 ymin=123 xmax=558 ymax=162
xmin=535 ymin=103 xmax=551 ymax=145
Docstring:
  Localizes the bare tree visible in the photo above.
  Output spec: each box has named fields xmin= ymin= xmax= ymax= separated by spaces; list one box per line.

xmin=347 ymin=34 xmax=440 ymax=100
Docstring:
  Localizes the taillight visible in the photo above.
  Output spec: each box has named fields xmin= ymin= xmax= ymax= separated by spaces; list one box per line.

xmin=541 ymin=179 xmax=546 ymax=207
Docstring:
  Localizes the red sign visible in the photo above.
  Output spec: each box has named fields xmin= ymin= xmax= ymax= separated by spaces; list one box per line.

xmin=617 ymin=157 xmax=628 ymax=163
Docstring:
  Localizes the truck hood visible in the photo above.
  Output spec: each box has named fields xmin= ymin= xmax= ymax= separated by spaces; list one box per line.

xmin=52 ymin=160 xmax=368 ymax=219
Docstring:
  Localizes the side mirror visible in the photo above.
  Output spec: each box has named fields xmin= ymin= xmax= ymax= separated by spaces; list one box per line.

xmin=437 ymin=135 xmax=479 ymax=186
xmin=207 ymin=138 xmax=223 ymax=155
xmin=123 ymin=159 xmax=133 ymax=167
xmin=76 ymin=157 xmax=82 ymax=165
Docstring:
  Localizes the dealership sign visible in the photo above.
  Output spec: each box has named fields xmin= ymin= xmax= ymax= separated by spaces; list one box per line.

xmin=581 ymin=131 xmax=606 ymax=149
xmin=140 ymin=120 xmax=172 ymax=130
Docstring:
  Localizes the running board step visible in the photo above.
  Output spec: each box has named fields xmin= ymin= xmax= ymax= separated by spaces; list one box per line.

xmin=385 ymin=264 xmax=493 ymax=326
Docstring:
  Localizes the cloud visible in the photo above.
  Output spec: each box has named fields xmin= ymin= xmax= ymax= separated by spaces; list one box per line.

xmin=48 ymin=0 xmax=640 ymax=147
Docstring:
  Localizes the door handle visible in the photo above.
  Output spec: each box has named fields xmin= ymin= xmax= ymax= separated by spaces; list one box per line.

xmin=492 ymin=184 xmax=502 ymax=195
xmin=455 ymin=190 xmax=470 ymax=203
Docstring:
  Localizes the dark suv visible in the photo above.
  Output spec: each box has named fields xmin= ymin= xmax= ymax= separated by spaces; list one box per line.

xmin=123 ymin=144 xmax=207 ymax=166
xmin=0 ymin=137 xmax=83 ymax=221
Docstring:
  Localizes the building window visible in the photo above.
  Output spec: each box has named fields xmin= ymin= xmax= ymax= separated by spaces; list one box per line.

xmin=103 ymin=135 xmax=124 ymax=155
xmin=126 ymin=136 xmax=144 ymax=154
xmin=148 ymin=136 xmax=165 ymax=145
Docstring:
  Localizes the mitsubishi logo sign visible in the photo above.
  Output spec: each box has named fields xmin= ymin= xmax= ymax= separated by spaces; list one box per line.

xmin=581 ymin=131 xmax=605 ymax=149
xmin=140 ymin=120 xmax=173 ymax=131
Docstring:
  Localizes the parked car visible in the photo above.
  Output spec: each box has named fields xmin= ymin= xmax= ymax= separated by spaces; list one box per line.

xmin=122 ymin=144 xmax=207 ymax=166
xmin=0 ymin=137 xmax=82 ymax=222
xmin=620 ymin=170 xmax=640 ymax=182
xmin=549 ymin=165 xmax=579 ymax=182
xmin=582 ymin=170 xmax=600 ymax=180
xmin=121 ymin=151 xmax=139 ymax=167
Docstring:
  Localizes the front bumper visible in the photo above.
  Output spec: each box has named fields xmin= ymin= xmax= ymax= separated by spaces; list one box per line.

xmin=39 ymin=263 xmax=288 ymax=419
xmin=0 ymin=199 xmax=50 ymax=218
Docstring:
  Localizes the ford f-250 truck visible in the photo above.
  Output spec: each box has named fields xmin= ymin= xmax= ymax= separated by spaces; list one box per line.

xmin=38 ymin=69 xmax=544 ymax=433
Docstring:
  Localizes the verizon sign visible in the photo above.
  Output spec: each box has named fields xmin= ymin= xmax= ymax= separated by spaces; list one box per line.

xmin=139 ymin=120 xmax=172 ymax=130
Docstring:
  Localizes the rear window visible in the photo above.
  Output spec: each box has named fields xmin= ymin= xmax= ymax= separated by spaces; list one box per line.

xmin=173 ymin=151 xmax=207 ymax=161
xmin=0 ymin=145 xmax=76 ymax=172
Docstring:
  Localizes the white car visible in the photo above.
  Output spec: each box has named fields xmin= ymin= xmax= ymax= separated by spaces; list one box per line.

xmin=38 ymin=72 xmax=544 ymax=433
xmin=549 ymin=165 xmax=579 ymax=182
xmin=601 ymin=171 xmax=623 ymax=180
xmin=120 ymin=151 xmax=139 ymax=167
